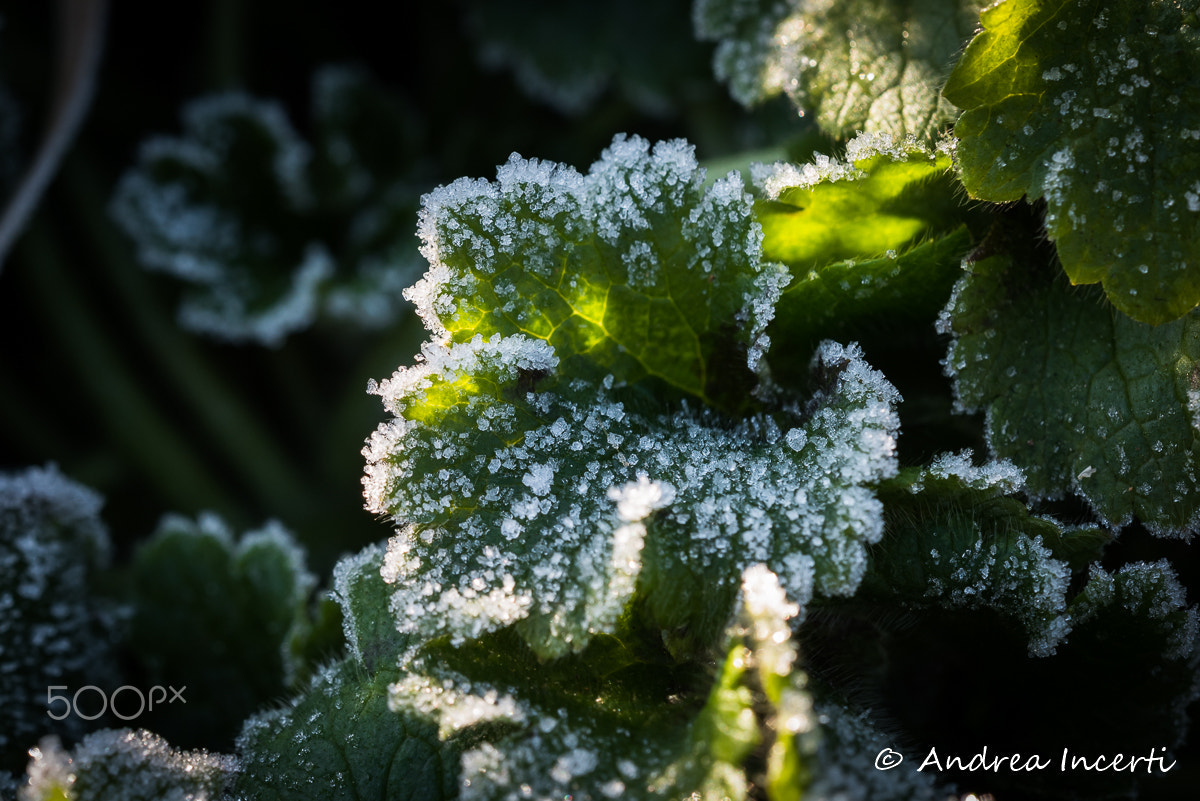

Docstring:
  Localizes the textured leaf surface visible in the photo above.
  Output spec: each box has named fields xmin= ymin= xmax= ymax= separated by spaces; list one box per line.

xmin=235 ymin=661 xmax=455 ymax=801
xmin=363 ymin=334 xmax=900 ymax=659
xmin=868 ymin=453 xmax=1110 ymax=655
xmin=406 ymin=133 xmax=788 ymax=409
xmin=0 ymin=466 xmax=116 ymax=768
xmin=754 ymin=134 xmax=971 ymax=377
xmin=379 ymin=565 xmax=814 ymax=800
xmin=944 ymin=0 xmax=1200 ymax=323
xmin=128 ymin=514 xmax=316 ymax=746
xmin=694 ymin=0 xmax=984 ymax=140
xmin=940 ymin=252 xmax=1200 ymax=535
xmin=110 ymin=67 xmax=424 ymax=345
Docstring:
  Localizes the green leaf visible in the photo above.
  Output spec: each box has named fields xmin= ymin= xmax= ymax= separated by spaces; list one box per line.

xmin=940 ymin=250 xmax=1200 ymax=535
xmin=381 ymin=565 xmax=816 ymax=800
xmin=944 ymin=0 xmax=1200 ymax=323
xmin=406 ymin=133 xmax=788 ymax=410
xmin=867 ymin=453 xmax=1110 ymax=655
xmin=0 ymin=466 xmax=117 ymax=770
xmin=753 ymin=134 xmax=973 ymax=384
xmin=756 ymin=134 xmax=963 ymax=267
xmin=331 ymin=542 xmax=412 ymax=675
xmin=110 ymin=67 xmax=424 ymax=345
xmin=363 ymin=335 xmax=900 ymax=660
xmin=694 ymin=0 xmax=984 ymax=140
xmin=235 ymin=660 xmax=456 ymax=801
xmin=128 ymin=514 xmax=316 ymax=746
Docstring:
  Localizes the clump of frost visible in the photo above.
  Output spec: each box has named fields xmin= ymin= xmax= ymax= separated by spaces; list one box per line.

xmin=753 ymin=131 xmax=938 ymax=200
xmin=927 ymin=450 xmax=1025 ymax=495
xmin=1 ymin=465 xmax=118 ymax=756
xmin=21 ymin=731 xmax=235 ymax=801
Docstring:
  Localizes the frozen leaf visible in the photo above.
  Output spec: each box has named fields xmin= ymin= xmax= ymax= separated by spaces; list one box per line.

xmin=940 ymin=250 xmax=1200 ymax=535
xmin=944 ymin=0 xmax=1200 ymax=323
xmin=128 ymin=513 xmax=316 ymax=746
xmin=754 ymin=134 xmax=971 ymax=377
xmin=19 ymin=731 xmax=234 ymax=801
xmin=234 ymin=660 xmax=456 ymax=801
xmin=466 ymin=0 xmax=708 ymax=116
xmin=407 ymin=133 xmax=789 ymax=410
xmin=331 ymin=542 xmax=409 ymax=674
xmin=381 ymin=565 xmax=815 ymax=800
xmin=694 ymin=0 xmax=984 ymax=140
xmin=1047 ymin=560 xmax=1200 ymax=767
xmin=110 ymin=66 xmax=425 ymax=345
xmin=867 ymin=454 xmax=1109 ymax=655
xmin=0 ymin=465 xmax=117 ymax=766
xmin=363 ymin=334 xmax=899 ymax=659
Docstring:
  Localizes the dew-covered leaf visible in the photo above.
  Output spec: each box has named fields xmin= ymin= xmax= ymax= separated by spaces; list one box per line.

xmin=0 ymin=465 xmax=118 ymax=769
xmin=694 ymin=0 xmax=984 ymax=140
xmin=127 ymin=513 xmax=316 ymax=746
xmin=20 ymin=731 xmax=235 ymax=801
xmin=363 ymin=333 xmax=900 ymax=660
xmin=866 ymin=453 xmax=1110 ymax=655
xmin=110 ymin=66 xmax=424 ymax=345
xmin=234 ymin=660 xmax=456 ymax=801
xmin=406 ymin=133 xmax=788 ymax=410
xmin=943 ymin=0 xmax=1200 ymax=323
xmin=939 ymin=250 xmax=1200 ymax=535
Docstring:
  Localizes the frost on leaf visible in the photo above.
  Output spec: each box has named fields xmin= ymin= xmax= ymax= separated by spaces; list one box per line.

xmin=128 ymin=513 xmax=317 ymax=745
xmin=363 ymin=334 xmax=900 ymax=659
xmin=754 ymin=133 xmax=971 ymax=379
xmin=867 ymin=454 xmax=1110 ymax=656
xmin=19 ymin=731 xmax=234 ymax=801
xmin=694 ymin=0 xmax=985 ymax=140
xmin=234 ymin=660 xmax=456 ymax=801
xmin=465 ymin=0 xmax=708 ymax=116
xmin=377 ymin=565 xmax=816 ymax=801
xmin=1053 ymin=561 xmax=1200 ymax=760
xmin=940 ymin=251 xmax=1200 ymax=536
xmin=0 ymin=465 xmax=117 ymax=764
xmin=944 ymin=0 xmax=1200 ymax=323
xmin=407 ymin=133 xmax=788 ymax=410
xmin=110 ymin=66 xmax=425 ymax=345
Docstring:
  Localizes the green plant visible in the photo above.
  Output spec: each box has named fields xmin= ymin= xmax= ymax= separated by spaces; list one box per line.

xmin=3 ymin=1 xmax=1200 ymax=799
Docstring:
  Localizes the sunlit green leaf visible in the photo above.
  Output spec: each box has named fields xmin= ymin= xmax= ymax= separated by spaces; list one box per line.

xmin=944 ymin=0 xmax=1200 ymax=323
